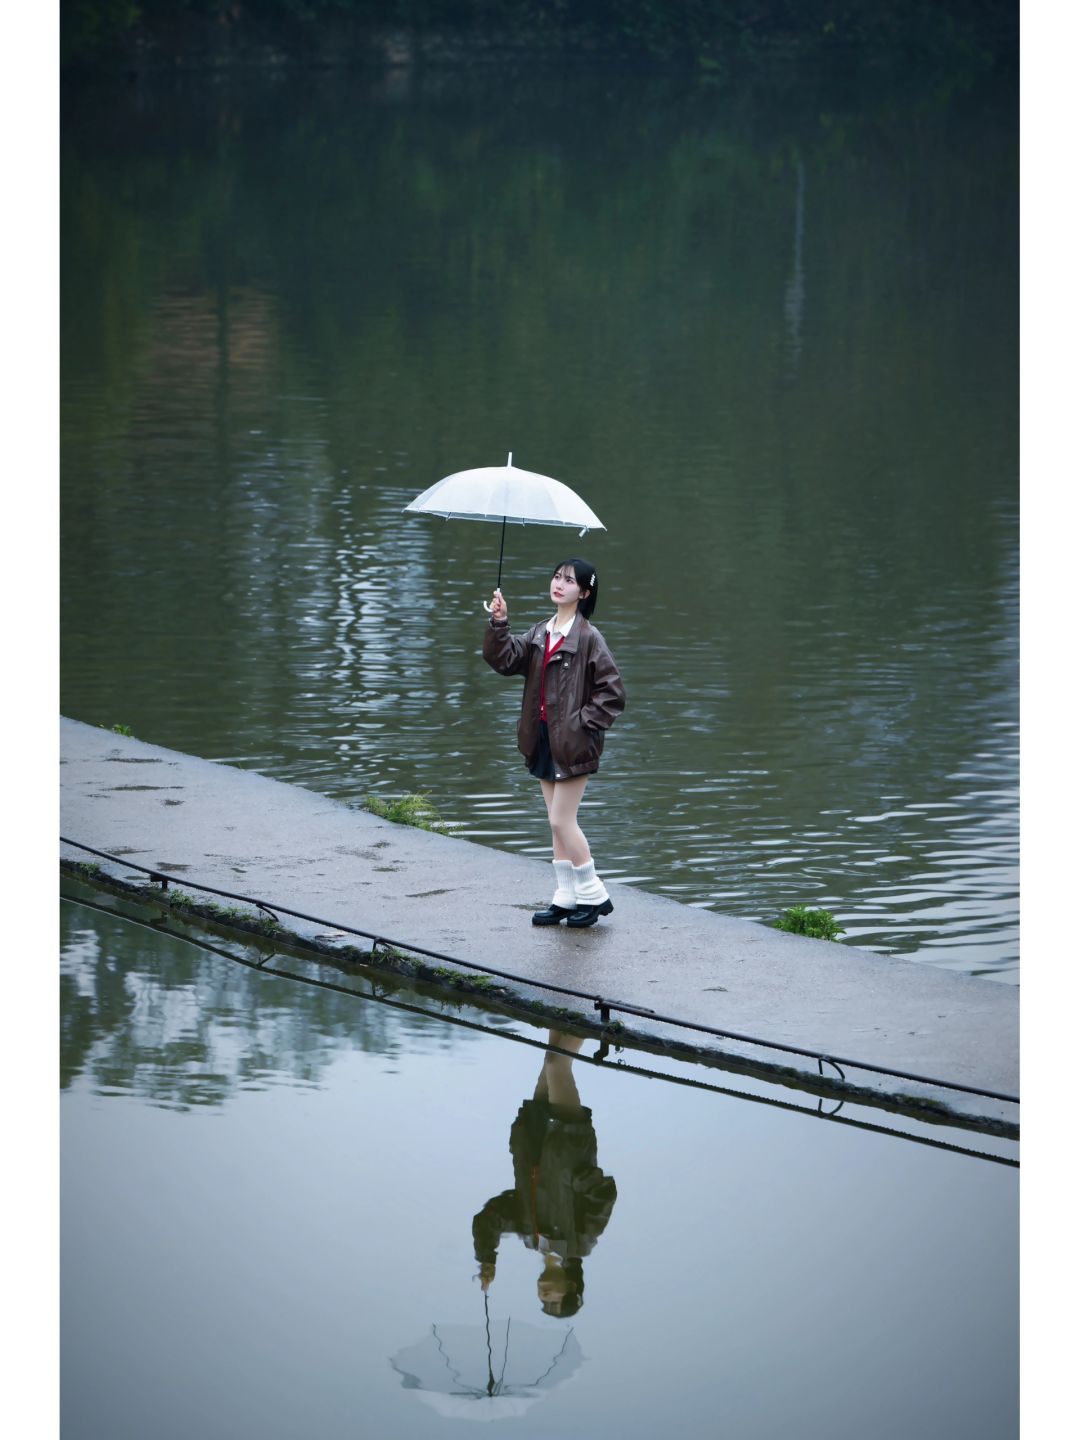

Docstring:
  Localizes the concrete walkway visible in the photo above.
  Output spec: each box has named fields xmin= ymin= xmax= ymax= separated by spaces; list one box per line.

xmin=59 ymin=717 xmax=1018 ymax=1128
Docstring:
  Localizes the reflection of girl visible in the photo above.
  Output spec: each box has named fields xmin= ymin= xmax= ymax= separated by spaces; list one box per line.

xmin=472 ymin=1035 xmax=617 ymax=1318
xmin=484 ymin=560 xmax=626 ymax=927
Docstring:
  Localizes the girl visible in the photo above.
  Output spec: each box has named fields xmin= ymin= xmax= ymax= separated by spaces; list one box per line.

xmin=473 ymin=1030 xmax=617 ymax=1317
xmin=483 ymin=559 xmax=625 ymax=927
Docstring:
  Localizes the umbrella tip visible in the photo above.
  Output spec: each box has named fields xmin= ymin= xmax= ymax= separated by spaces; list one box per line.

xmin=507 ymin=451 xmax=513 ymax=467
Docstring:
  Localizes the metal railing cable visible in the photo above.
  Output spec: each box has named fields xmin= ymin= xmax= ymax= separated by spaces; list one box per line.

xmin=59 ymin=836 xmax=1020 ymax=1107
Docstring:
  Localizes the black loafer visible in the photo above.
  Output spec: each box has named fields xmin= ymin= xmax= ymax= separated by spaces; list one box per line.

xmin=566 ymin=899 xmax=614 ymax=928
xmin=532 ymin=904 xmax=575 ymax=927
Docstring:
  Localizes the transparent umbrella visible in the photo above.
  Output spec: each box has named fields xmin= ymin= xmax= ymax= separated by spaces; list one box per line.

xmin=404 ymin=453 xmax=606 ymax=610
xmin=390 ymin=1298 xmax=584 ymax=1423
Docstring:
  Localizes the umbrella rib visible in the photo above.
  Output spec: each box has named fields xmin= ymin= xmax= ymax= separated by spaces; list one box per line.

xmin=497 ymin=1317 xmax=512 ymax=1393
xmin=527 ymin=1326 xmax=577 ymax=1387
xmin=430 ymin=1322 xmax=470 ymax=1391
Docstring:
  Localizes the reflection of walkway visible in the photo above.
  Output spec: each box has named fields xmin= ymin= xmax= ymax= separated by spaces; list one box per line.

xmin=473 ymin=1032 xmax=617 ymax=1318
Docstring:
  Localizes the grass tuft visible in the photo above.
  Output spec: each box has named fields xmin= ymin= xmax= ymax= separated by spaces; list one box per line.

xmin=773 ymin=905 xmax=845 ymax=942
xmin=362 ymin=793 xmax=450 ymax=833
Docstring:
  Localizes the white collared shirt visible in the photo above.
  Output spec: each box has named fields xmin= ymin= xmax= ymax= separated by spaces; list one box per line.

xmin=545 ymin=612 xmax=577 ymax=640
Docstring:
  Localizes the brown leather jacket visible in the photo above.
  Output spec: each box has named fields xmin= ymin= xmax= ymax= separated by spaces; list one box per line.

xmin=483 ymin=614 xmax=626 ymax=777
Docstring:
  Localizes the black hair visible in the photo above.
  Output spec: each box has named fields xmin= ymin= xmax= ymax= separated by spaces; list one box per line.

xmin=539 ymin=1258 xmax=585 ymax=1318
xmin=552 ymin=558 xmax=599 ymax=619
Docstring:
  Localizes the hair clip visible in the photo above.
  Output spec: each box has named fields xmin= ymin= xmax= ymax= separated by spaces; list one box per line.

xmin=590 ymin=574 xmax=596 ymax=586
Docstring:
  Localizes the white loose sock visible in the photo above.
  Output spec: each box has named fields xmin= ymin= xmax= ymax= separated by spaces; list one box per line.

xmin=551 ymin=859 xmax=576 ymax=908
xmin=571 ymin=859 xmax=609 ymax=905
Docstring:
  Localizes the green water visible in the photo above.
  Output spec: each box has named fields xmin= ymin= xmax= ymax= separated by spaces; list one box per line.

xmin=61 ymin=60 xmax=1017 ymax=976
xmin=61 ymin=894 xmax=1018 ymax=1439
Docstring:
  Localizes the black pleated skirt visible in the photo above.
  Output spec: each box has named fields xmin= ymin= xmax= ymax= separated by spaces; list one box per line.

xmin=527 ymin=721 xmax=559 ymax=781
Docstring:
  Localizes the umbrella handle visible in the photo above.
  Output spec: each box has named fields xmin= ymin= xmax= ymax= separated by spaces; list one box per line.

xmin=483 ymin=585 xmax=504 ymax=616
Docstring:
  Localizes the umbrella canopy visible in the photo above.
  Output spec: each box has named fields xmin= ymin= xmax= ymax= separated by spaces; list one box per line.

xmin=390 ymin=1313 xmax=583 ymax=1424
xmin=404 ymin=454 xmax=605 ymax=607
xmin=405 ymin=453 xmax=605 ymax=532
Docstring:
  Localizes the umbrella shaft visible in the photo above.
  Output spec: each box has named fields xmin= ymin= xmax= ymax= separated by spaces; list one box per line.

xmin=497 ymin=516 xmax=507 ymax=591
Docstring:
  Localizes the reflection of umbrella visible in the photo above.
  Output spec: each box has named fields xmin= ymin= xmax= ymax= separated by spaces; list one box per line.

xmin=390 ymin=1298 xmax=583 ymax=1423
xmin=404 ymin=453 xmax=606 ymax=607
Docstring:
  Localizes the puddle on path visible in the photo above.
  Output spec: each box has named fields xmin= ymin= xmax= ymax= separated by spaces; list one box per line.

xmin=60 ymin=891 xmax=1017 ymax=1440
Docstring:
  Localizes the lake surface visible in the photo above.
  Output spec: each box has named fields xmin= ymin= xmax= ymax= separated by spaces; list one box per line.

xmin=61 ymin=58 xmax=1018 ymax=979
xmin=61 ymin=894 xmax=1018 ymax=1439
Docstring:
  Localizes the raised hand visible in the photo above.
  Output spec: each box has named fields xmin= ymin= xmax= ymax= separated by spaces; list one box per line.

xmin=489 ymin=588 xmax=507 ymax=621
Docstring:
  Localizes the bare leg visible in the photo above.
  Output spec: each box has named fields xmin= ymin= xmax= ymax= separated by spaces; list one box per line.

xmin=546 ymin=775 xmax=590 ymax=866
xmin=542 ymin=1031 xmax=585 ymax=1110
xmin=538 ymin=779 xmax=565 ymax=860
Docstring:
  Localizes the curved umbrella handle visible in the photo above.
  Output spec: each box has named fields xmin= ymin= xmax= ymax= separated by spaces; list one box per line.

xmin=482 ymin=599 xmax=494 ymax=613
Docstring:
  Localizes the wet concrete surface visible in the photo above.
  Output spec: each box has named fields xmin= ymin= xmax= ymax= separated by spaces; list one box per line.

xmin=60 ymin=718 xmax=1018 ymax=1127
